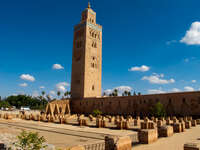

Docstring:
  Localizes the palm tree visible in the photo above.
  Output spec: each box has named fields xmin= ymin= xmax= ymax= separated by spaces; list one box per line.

xmin=113 ymin=89 xmax=118 ymax=96
xmin=64 ymin=91 xmax=68 ymax=98
xmin=68 ymin=91 xmax=71 ymax=98
xmin=57 ymin=91 xmax=61 ymax=99
xmin=41 ymin=91 xmax=45 ymax=98
xmin=124 ymin=90 xmax=128 ymax=96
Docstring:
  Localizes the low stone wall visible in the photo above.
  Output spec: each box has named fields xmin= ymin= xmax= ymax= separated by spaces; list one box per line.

xmin=105 ymin=136 xmax=132 ymax=150
xmin=158 ymin=125 xmax=173 ymax=137
xmin=2 ymin=110 xmax=200 ymax=149
xmin=139 ymin=129 xmax=158 ymax=144
xmin=184 ymin=140 xmax=200 ymax=150
xmin=70 ymin=91 xmax=200 ymax=116
xmin=83 ymin=141 xmax=105 ymax=150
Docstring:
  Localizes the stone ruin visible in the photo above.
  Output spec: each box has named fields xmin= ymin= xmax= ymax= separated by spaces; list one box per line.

xmin=1 ymin=107 xmax=200 ymax=150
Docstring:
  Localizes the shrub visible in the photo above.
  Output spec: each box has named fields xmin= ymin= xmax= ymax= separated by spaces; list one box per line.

xmin=150 ymin=102 xmax=166 ymax=117
xmin=15 ymin=130 xmax=47 ymax=150
xmin=93 ymin=109 xmax=102 ymax=117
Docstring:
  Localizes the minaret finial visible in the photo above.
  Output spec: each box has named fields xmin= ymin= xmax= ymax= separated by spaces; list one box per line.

xmin=88 ymin=1 xmax=91 ymax=9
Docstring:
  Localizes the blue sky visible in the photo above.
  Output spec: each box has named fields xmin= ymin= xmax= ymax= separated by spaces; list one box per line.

xmin=0 ymin=0 xmax=200 ymax=98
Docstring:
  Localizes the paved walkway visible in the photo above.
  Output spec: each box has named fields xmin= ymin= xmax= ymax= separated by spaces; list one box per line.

xmin=134 ymin=125 xmax=200 ymax=150
xmin=1 ymin=119 xmax=200 ymax=150
xmin=0 ymin=119 xmax=137 ymax=149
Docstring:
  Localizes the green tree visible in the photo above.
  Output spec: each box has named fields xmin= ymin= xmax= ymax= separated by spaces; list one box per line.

xmin=123 ymin=90 xmax=128 ymax=96
xmin=64 ymin=91 xmax=70 ymax=98
xmin=5 ymin=95 xmax=48 ymax=110
xmin=15 ymin=130 xmax=47 ymax=150
xmin=68 ymin=91 xmax=71 ymax=98
xmin=112 ymin=89 xmax=118 ymax=96
xmin=123 ymin=90 xmax=131 ymax=96
xmin=41 ymin=91 xmax=45 ymax=97
xmin=57 ymin=91 xmax=61 ymax=99
xmin=150 ymin=102 xmax=166 ymax=117
xmin=0 ymin=100 xmax=10 ymax=108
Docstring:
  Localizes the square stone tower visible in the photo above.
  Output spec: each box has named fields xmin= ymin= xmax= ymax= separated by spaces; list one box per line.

xmin=71 ymin=3 xmax=102 ymax=99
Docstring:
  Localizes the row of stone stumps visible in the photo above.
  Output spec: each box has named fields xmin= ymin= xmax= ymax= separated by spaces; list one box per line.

xmin=183 ymin=118 xmax=200 ymax=150
xmin=0 ymin=113 xmax=133 ymax=150
xmin=1 ymin=112 xmax=200 ymax=150
xmin=70 ymin=136 xmax=133 ymax=150
xmin=137 ymin=116 xmax=200 ymax=145
xmin=0 ymin=141 xmax=6 ymax=150
xmin=70 ymin=136 xmax=132 ymax=150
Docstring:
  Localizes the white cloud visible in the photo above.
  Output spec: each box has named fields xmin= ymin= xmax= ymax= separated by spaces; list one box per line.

xmin=104 ymin=86 xmax=132 ymax=96
xmin=171 ymin=88 xmax=181 ymax=93
xmin=104 ymin=89 xmax=113 ymax=95
xmin=184 ymin=57 xmax=196 ymax=63
xmin=160 ymin=73 xmax=164 ymax=78
xmin=19 ymin=83 xmax=28 ymax=87
xmin=50 ymin=90 xmax=56 ymax=95
xmin=148 ymin=89 xmax=166 ymax=94
xmin=20 ymin=74 xmax=35 ymax=82
xmin=40 ymin=86 xmax=45 ymax=89
xmin=142 ymin=74 xmax=175 ymax=84
xmin=148 ymin=88 xmax=182 ymax=94
xmin=32 ymin=91 xmax=39 ymax=97
xmin=184 ymin=86 xmax=194 ymax=91
xmin=52 ymin=64 xmax=64 ymax=70
xmin=166 ymin=40 xmax=177 ymax=45
xmin=16 ymin=91 xmax=25 ymax=95
xmin=115 ymin=86 xmax=132 ymax=93
xmin=192 ymin=80 xmax=196 ymax=83
xmin=180 ymin=21 xmax=200 ymax=45
xmin=56 ymin=82 xmax=70 ymax=92
xmin=129 ymin=65 xmax=150 ymax=72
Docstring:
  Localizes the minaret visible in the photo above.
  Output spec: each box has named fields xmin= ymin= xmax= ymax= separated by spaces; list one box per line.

xmin=71 ymin=3 xmax=102 ymax=99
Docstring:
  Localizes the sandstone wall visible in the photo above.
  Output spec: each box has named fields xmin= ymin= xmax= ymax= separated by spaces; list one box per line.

xmin=70 ymin=91 xmax=200 ymax=116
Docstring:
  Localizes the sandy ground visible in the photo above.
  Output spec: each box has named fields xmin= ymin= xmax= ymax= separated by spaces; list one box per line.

xmin=1 ymin=118 xmax=200 ymax=150
xmin=0 ymin=119 xmax=136 ymax=149
xmin=134 ymin=126 xmax=200 ymax=150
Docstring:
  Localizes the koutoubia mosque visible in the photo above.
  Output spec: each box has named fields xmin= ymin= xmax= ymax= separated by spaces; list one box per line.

xmin=71 ymin=2 xmax=102 ymax=99
xmin=47 ymin=3 xmax=200 ymax=117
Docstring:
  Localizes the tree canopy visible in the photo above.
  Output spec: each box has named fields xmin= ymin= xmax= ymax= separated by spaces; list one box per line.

xmin=2 ymin=95 xmax=48 ymax=110
xmin=150 ymin=102 xmax=166 ymax=117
